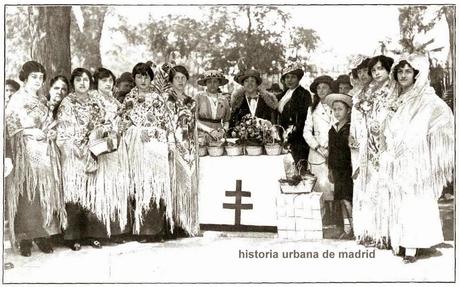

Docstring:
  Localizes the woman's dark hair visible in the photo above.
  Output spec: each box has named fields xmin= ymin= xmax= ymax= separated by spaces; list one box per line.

xmin=351 ymin=58 xmax=371 ymax=79
xmin=368 ymin=55 xmax=394 ymax=77
xmin=47 ymin=75 xmax=70 ymax=101
xmin=132 ymin=62 xmax=154 ymax=81
xmin=93 ymin=67 xmax=116 ymax=89
xmin=48 ymin=75 xmax=70 ymax=119
xmin=168 ymin=65 xmax=189 ymax=83
xmin=5 ymin=79 xmax=20 ymax=91
xmin=392 ymin=60 xmax=420 ymax=82
xmin=19 ymin=61 xmax=47 ymax=82
xmin=70 ymin=68 xmax=93 ymax=91
xmin=311 ymin=94 xmax=321 ymax=112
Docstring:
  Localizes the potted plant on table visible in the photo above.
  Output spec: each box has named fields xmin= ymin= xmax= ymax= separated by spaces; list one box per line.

xmin=263 ymin=124 xmax=284 ymax=156
xmin=231 ymin=114 xmax=265 ymax=156
xmin=224 ymin=135 xmax=243 ymax=156
xmin=207 ymin=128 xmax=226 ymax=157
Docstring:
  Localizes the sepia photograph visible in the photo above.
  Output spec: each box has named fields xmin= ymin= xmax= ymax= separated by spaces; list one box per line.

xmin=1 ymin=1 xmax=456 ymax=284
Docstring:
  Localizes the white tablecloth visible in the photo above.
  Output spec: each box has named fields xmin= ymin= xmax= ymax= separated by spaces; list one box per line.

xmin=198 ymin=155 xmax=285 ymax=227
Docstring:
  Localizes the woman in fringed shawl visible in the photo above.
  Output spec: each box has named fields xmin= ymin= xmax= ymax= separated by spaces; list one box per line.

xmin=381 ymin=54 xmax=454 ymax=263
xmin=155 ymin=64 xmax=200 ymax=238
xmin=121 ymin=62 xmax=174 ymax=243
xmin=86 ymin=67 xmax=132 ymax=243
xmin=56 ymin=68 xmax=107 ymax=251
xmin=47 ymin=75 xmax=69 ymax=119
xmin=351 ymin=55 xmax=396 ymax=249
xmin=5 ymin=61 xmax=67 ymax=256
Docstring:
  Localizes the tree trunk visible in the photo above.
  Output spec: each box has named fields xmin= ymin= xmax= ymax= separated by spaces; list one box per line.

xmin=71 ymin=6 xmax=107 ymax=71
xmin=443 ymin=6 xmax=455 ymax=88
xmin=81 ymin=6 xmax=107 ymax=70
xmin=246 ymin=6 xmax=253 ymax=68
xmin=32 ymin=6 xmax=72 ymax=91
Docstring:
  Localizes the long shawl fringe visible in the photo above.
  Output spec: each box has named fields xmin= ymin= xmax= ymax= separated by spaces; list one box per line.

xmin=85 ymin=140 xmax=131 ymax=236
xmin=125 ymin=127 xmax=173 ymax=234
xmin=7 ymin=134 xmax=67 ymax=248
xmin=170 ymin=145 xmax=200 ymax=236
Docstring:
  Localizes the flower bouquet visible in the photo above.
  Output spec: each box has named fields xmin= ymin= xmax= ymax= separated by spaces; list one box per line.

xmin=263 ymin=124 xmax=284 ymax=156
xmin=231 ymin=114 xmax=265 ymax=155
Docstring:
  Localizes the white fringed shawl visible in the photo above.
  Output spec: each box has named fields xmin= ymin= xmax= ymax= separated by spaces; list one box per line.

xmin=85 ymin=91 xmax=131 ymax=236
xmin=381 ymin=54 xmax=454 ymax=200
xmin=5 ymin=90 xmax=67 ymax=246
xmin=122 ymin=87 xmax=174 ymax=234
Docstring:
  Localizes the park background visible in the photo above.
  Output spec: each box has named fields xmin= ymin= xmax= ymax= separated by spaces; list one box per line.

xmin=4 ymin=4 xmax=455 ymax=110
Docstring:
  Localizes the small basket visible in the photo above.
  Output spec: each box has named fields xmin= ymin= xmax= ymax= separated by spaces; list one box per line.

xmin=264 ymin=143 xmax=282 ymax=155
xmin=198 ymin=146 xmax=208 ymax=157
xmin=279 ymin=159 xmax=317 ymax=194
xmin=225 ymin=145 xmax=243 ymax=156
xmin=245 ymin=145 xmax=263 ymax=156
xmin=207 ymin=146 xmax=224 ymax=157
xmin=279 ymin=174 xmax=317 ymax=194
xmin=89 ymin=135 xmax=118 ymax=157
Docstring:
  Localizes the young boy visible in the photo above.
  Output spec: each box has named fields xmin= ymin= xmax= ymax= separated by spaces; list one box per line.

xmin=325 ymin=93 xmax=354 ymax=239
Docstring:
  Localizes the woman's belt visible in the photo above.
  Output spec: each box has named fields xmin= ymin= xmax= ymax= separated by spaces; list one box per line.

xmin=198 ymin=117 xmax=221 ymax=123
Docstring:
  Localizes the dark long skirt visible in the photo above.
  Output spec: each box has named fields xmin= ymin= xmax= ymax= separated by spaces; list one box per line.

xmin=14 ymin=193 xmax=60 ymax=241
xmin=137 ymin=199 xmax=166 ymax=236
xmin=63 ymin=203 xmax=109 ymax=240
xmin=110 ymin=200 xmax=133 ymax=236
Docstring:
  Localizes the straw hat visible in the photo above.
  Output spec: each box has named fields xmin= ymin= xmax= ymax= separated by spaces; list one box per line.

xmin=197 ymin=70 xmax=229 ymax=86
xmin=324 ymin=93 xmax=353 ymax=108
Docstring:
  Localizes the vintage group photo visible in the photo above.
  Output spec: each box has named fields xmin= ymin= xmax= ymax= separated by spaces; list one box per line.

xmin=2 ymin=3 xmax=456 ymax=284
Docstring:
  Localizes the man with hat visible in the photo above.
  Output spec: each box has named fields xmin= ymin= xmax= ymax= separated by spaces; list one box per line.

xmin=277 ymin=62 xmax=312 ymax=164
xmin=230 ymin=69 xmax=278 ymax=128
xmin=333 ymin=74 xmax=353 ymax=94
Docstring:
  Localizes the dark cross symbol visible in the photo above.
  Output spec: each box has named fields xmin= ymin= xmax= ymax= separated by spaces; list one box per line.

xmin=223 ymin=180 xmax=253 ymax=226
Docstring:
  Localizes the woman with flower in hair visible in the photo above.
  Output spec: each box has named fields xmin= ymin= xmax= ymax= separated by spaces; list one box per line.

xmin=5 ymin=61 xmax=67 ymax=256
xmin=120 ymin=62 xmax=174 ymax=242
xmin=382 ymin=54 xmax=453 ymax=263
xmin=56 ymin=67 xmax=107 ymax=251
xmin=87 ymin=67 xmax=131 ymax=243
xmin=352 ymin=55 xmax=396 ymax=249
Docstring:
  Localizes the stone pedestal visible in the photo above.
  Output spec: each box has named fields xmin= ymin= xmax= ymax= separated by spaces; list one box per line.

xmin=276 ymin=192 xmax=323 ymax=239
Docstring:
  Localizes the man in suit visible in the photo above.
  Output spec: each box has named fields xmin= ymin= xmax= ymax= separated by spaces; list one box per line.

xmin=277 ymin=63 xmax=312 ymax=165
xmin=230 ymin=69 xmax=278 ymax=128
